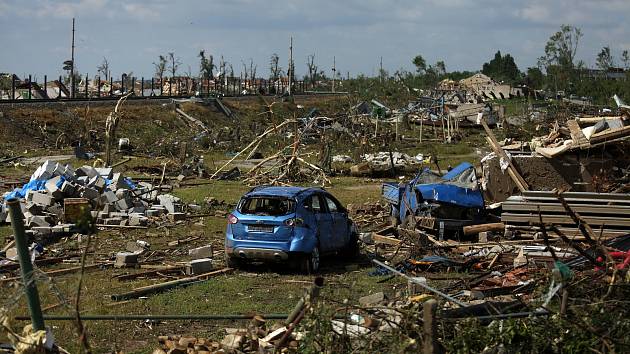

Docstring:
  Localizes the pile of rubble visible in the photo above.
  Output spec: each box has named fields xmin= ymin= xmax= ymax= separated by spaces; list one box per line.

xmin=154 ymin=317 xmax=304 ymax=354
xmin=350 ymin=152 xmax=423 ymax=176
xmin=0 ymin=160 xmax=188 ymax=239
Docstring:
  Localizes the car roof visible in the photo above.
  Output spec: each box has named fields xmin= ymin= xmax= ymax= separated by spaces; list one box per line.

xmin=245 ymin=186 xmax=324 ymax=198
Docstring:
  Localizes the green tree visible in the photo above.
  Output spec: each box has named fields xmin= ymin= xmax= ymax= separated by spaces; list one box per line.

xmin=538 ymin=25 xmax=583 ymax=92
xmin=198 ymin=50 xmax=214 ymax=81
xmin=525 ymin=67 xmax=544 ymax=90
xmin=596 ymin=46 xmax=614 ymax=71
xmin=412 ymin=55 xmax=426 ymax=73
xmin=482 ymin=51 xmax=521 ymax=83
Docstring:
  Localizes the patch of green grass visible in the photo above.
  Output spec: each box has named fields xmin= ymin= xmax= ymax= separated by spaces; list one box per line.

xmin=0 ymin=225 xmax=12 ymax=245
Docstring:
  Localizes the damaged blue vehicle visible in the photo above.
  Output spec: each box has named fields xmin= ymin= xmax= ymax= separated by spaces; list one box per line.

xmin=382 ymin=162 xmax=486 ymax=238
xmin=224 ymin=186 xmax=358 ymax=273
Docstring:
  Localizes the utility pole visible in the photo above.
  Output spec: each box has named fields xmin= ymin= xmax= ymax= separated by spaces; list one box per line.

xmin=332 ymin=56 xmax=336 ymax=93
xmin=288 ymin=36 xmax=293 ymax=96
xmin=71 ymin=18 xmax=75 ymax=98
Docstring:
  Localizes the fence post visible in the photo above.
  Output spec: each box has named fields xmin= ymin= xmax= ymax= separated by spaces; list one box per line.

xmin=43 ymin=75 xmax=47 ymax=99
xmin=7 ymin=198 xmax=45 ymax=331
xmin=97 ymin=76 xmax=101 ymax=97
xmin=85 ymin=73 xmax=89 ymax=98
xmin=121 ymin=74 xmax=125 ymax=95
xmin=110 ymin=77 xmax=113 ymax=97
xmin=423 ymin=299 xmax=439 ymax=354
xmin=28 ymin=75 xmax=32 ymax=99
xmin=58 ymin=75 xmax=62 ymax=99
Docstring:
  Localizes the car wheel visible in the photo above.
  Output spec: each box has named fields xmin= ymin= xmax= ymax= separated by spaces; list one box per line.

xmin=225 ymin=253 xmax=243 ymax=269
xmin=301 ymin=246 xmax=320 ymax=274
xmin=344 ymin=233 xmax=360 ymax=258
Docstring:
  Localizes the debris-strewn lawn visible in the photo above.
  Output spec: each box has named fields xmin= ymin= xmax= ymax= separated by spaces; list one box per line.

xmin=1 ymin=177 xmax=408 ymax=352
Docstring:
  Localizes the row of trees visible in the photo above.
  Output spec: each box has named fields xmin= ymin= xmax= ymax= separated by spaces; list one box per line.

xmin=90 ymin=51 xmax=340 ymax=88
xmin=407 ymin=24 xmax=629 ymax=103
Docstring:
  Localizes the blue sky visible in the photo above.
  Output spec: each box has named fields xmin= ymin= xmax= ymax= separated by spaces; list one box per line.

xmin=1 ymin=0 xmax=629 ymax=80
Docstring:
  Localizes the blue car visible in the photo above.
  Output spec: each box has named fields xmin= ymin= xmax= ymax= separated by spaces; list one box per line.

xmin=224 ymin=186 xmax=358 ymax=272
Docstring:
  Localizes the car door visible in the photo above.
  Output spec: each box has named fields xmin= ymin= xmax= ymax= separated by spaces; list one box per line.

xmin=307 ymin=194 xmax=334 ymax=252
xmin=323 ymin=194 xmax=350 ymax=250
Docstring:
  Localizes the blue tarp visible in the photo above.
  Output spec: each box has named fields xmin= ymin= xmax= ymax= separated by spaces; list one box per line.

xmin=3 ymin=179 xmax=47 ymax=201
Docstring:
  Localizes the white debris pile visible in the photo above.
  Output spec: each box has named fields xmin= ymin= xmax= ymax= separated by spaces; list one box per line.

xmin=1 ymin=160 xmax=188 ymax=237
xmin=361 ymin=152 xmax=421 ymax=171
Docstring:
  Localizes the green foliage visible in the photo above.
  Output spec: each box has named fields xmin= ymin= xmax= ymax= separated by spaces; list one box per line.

xmin=596 ymin=46 xmax=614 ymax=71
xmin=482 ymin=51 xmax=521 ymax=84
xmin=412 ymin=55 xmax=426 ymax=73
xmin=525 ymin=67 xmax=544 ymax=90
xmin=198 ymin=50 xmax=215 ymax=80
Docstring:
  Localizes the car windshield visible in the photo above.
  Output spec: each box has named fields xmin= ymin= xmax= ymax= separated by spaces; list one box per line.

xmin=238 ymin=196 xmax=296 ymax=216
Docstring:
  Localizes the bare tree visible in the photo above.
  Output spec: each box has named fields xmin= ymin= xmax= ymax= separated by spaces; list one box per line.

xmin=620 ymin=50 xmax=629 ymax=70
xmin=306 ymin=54 xmax=318 ymax=85
xmin=270 ymin=53 xmax=282 ymax=81
xmin=249 ymin=58 xmax=257 ymax=81
xmin=153 ymin=55 xmax=167 ymax=82
xmin=168 ymin=52 xmax=181 ymax=78
xmin=97 ymin=57 xmax=110 ymax=81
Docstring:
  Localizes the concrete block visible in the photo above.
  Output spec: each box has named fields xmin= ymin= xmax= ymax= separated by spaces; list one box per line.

xmin=25 ymin=202 xmax=43 ymax=215
xmin=28 ymin=191 xmax=53 ymax=206
xmin=80 ymin=187 xmax=100 ymax=201
xmin=89 ymin=176 xmax=106 ymax=192
xmin=45 ymin=176 xmax=63 ymax=199
xmin=31 ymin=226 xmax=52 ymax=235
xmin=168 ymin=212 xmax=186 ymax=222
xmin=145 ymin=209 xmax=161 ymax=217
xmin=78 ymin=165 xmax=99 ymax=179
xmin=94 ymin=167 xmax=113 ymax=179
xmin=28 ymin=215 xmax=51 ymax=227
xmin=359 ymin=292 xmax=386 ymax=306
xmin=129 ymin=214 xmax=147 ymax=226
xmin=103 ymin=217 xmax=123 ymax=225
xmin=186 ymin=258 xmax=213 ymax=275
xmin=189 ymin=245 xmax=213 ymax=260
xmin=77 ymin=176 xmax=89 ymax=185
xmin=101 ymin=190 xmax=118 ymax=204
xmin=115 ymin=198 xmax=131 ymax=211
xmin=60 ymin=181 xmax=76 ymax=196
xmin=114 ymin=252 xmax=139 ymax=267
xmin=157 ymin=194 xmax=181 ymax=214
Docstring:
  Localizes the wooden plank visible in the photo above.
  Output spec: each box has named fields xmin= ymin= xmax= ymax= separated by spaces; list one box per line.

xmin=590 ymin=125 xmax=630 ymax=142
xmin=520 ymin=191 xmax=630 ymax=200
xmin=502 ymin=202 xmax=630 ymax=215
xmin=462 ymin=223 xmax=505 ymax=235
xmin=566 ymin=120 xmax=589 ymax=147
xmin=372 ymin=233 xmax=402 ymax=246
xmin=501 ymin=213 xmax=630 ymax=227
